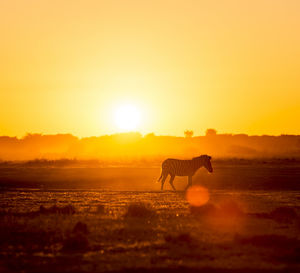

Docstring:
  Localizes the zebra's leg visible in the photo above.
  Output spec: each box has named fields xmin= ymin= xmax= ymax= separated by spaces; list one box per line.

xmin=169 ymin=175 xmax=176 ymax=191
xmin=161 ymin=174 xmax=168 ymax=190
xmin=185 ymin=175 xmax=192 ymax=191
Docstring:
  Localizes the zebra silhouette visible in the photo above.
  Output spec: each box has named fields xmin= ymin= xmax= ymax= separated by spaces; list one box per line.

xmin=158 ymin=155 xmax=213 ymax=191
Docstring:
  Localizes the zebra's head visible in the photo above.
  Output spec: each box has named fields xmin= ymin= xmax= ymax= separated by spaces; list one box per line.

xmin=193 ymin=155 xmax=213 ymax=173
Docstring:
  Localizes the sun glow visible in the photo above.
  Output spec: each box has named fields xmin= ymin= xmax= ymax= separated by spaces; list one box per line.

xmin=114 ymin=104 xmax=141 ymax=132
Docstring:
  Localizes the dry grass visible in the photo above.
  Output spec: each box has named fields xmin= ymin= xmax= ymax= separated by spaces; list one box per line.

xmin=0 ymin=190 xmax=299 ymax=272
xmin=251 ymin=206 xmax=298 ymax=223
xmin=190 ymin=200 xmax=244 ymax=218
xmin=124 ymin=202 xmax=156 ymax=218
xmin=39 ymin=204 xmax=76 ymax=215
xmin=234 ymin=233 xmax=299 ymax=248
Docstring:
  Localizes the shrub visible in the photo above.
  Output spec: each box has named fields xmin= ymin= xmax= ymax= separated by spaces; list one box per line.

xmin=190 ymin=200 xmax=244 ymax=218
xmin=251 ymin=206 xmax=298 ymax=223
xmin=72 ymin=221 xmax=89 ymax=235
xmin=234 ymin=234 xmax=298 ymax=248
xmin=96 ymin=205 xmax=105 ymax=214
xmin=190 ymin=203 xmax=218 ymax=217
xmin=269 ymin=207 xmax=297 ymax=223
xmin=39 ymin=205 xmax=76 ymax=215
xmin=218 ymin=200 xmax=244 ymax=218
xmin=124 ymin=202 xmax=155 ymax=218
xmin=165 ymin=233 xmax=195 ymax=246
xmin=62 ymin=233 xmax=90 ymax=253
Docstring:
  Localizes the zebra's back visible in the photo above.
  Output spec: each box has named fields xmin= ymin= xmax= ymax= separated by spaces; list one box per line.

xmin=162 ymin=158 xmax=196 ymax=176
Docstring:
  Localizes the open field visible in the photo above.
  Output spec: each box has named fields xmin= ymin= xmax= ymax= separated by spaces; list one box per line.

xmin=0 ymin=161 xmax=300 ymax=272
xmin=0 ymin=160 xmax=300 ymax=191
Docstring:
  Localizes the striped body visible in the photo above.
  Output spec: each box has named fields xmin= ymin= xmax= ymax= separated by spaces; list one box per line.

xmin=162 ymin=159 xmax=200 ymax=176
xmin=158 ymin=155 xmax=213 ymax=191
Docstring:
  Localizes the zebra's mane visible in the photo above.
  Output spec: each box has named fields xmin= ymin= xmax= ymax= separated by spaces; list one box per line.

xmin=192 ymin=155 xmax=211 ymax=161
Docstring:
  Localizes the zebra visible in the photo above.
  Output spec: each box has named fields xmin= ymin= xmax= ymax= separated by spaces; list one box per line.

xmin=158 ymin=155 xmax=213 ymax=191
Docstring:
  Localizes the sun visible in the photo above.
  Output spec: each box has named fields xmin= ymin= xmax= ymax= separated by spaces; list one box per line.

xmin=114 ymin=104 xmax=141 ymax=131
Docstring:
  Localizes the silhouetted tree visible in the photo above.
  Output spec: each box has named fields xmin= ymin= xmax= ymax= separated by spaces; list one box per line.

xmin=206 ymin=128 xmax=217 ymax=136
xmin=184 ymin=130 xmax=194 ymax=138
xmin=145 ymin=133 xmax=155 ymax=138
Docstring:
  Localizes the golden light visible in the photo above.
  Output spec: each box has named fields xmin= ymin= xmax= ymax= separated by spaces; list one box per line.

xmin=186 ymin=185 xmax=210 ymax=207
xmin=114 ymin=104 xmax=141 ymax=132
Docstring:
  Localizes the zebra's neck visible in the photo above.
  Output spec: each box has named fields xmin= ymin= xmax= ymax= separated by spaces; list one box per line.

xmin=193 ymin=158 xmax=203 ymax=170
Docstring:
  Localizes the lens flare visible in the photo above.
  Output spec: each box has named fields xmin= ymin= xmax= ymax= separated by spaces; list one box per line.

xmin=186 ymin=185 xmax=210 ymax=207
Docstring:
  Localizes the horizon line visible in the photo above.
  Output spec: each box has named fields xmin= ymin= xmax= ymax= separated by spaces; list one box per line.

xmin=1 ymin=131 xmax=300 ymax=139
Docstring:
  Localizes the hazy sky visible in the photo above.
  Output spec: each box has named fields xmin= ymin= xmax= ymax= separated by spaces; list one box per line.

xmin=0 ymin=0 xmax=299 ymax=137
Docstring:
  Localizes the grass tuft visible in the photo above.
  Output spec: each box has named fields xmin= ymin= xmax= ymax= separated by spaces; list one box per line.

xmin=72 ymin=221 xmax=89 ymax=235
xmin=269 ymin=207 xmax=297 ymax=223
xmin=96 ymin=204 xmax=105 ymax=214
xmin=39 ymin=205 xmax=76 ymax=215
xmin=62 ymin=233 xmax=90 ymax=253
xmin=251 ymin=206 xmax=298 ymax=223
xmin=234 ymin=233 xmax=299 ymax=249
xmin=190 ymin=200 xmax=244 ymax=218
xmin=190 ymin=203 xmax=218 ymax=217
xmin=218 ymin=200 xmax=244 ymax=218
xmin=125 ymin=202 xmax=156 ymax=218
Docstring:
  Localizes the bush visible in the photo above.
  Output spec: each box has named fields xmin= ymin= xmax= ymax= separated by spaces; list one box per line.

xmin=62 ymin=233 xmax=90 ymax=253
xmin=165 ymin=233 xmax=195 ymax=246
xmin=72 ymin=221 xmax=89 ymax=235
xmin=218 ymin=200 xmax=244 ymax=218
xmin=125 ymin=202 xmax=155 ymax=218
xmin=190 ymin=203 xmax=218 ymax=217
xmin=251 ymin=206 xmax=298 ymax=223
xmin=190 ymin=200 xmax=244 ymax=218
xmin=234 ymin=234 xmax=298 ymax=248
xmin=39 ymin=205 xmax=76 ymax=215
xmin=269 ymin=207 xmax=297 ymax=223
xmin=96 ymin=205 xmax=105 ymax=214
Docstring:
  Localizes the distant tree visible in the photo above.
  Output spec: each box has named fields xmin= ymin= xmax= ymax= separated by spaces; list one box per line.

xmin=145 ymin=133 xmax=155 ymax=138
xmin=184 ymin=130 xmax=194 ymax=138
xmin=206 ymin=128 xmax=217 ymax=136
xmin=23 ymin=133 xmax=42 ymax=139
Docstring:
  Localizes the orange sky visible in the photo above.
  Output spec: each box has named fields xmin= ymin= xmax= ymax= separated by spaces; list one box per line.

xmin=0 ymin=0 xmax=299 ymax=137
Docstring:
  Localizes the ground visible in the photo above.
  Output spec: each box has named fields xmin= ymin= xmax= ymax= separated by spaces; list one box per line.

xmin=0 ymin=161 xmax=299 ymax=272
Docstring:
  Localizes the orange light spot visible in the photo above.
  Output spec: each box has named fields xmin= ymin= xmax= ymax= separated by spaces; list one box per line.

xmin=186 ymin=185 xmax=210 ymax=207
